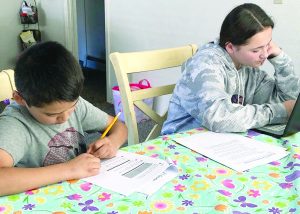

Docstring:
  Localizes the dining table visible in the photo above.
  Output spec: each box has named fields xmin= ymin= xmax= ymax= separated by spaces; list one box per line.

xmin=0 ymin=127 xmax=299 ymax=214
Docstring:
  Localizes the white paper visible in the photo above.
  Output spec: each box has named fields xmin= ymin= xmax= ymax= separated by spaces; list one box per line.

xmin=174 ymin=131 xmax=289 ymax=172
xmin=20 ymin=31 xmax=36 ymax=43
xmin=82 ymin=150 xmax=178 ymax=196
xmin=140 ymin=158 xmax=177 ymax=195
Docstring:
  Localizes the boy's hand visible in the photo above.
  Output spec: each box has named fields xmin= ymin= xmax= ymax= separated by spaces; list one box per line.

xmin=87 ymin=137 xmax=118 ymax=159
xmin=65 ymin=153 xmax=100 ymax=179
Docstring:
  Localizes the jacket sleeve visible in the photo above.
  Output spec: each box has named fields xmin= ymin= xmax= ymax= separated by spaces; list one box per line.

xmin=263 ymin=51 xmax=300 ymax=101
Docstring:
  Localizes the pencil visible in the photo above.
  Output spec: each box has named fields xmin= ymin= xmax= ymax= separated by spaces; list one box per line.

xmin=101 ymin=112 xmax=121 ymax=139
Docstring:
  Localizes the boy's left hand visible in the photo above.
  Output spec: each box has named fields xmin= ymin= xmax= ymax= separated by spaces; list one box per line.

xmin=87 ymin=137 xmax=118 ymax=159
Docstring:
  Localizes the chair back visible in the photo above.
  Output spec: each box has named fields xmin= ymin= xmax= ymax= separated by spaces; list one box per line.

xmin=0 ymin=69 xmax=16 ymax=102
xmin=110 ymin=44 xmax=198 ymax=145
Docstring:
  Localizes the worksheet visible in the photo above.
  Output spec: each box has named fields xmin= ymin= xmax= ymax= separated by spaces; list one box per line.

xmin=174 ymin=131 xmax=289 ymax=172
xmin=83 ymin=150 xmax=178 ymax=196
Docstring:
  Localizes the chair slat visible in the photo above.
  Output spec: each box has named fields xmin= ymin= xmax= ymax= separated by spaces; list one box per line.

xmin=122 ymin=45 xmax=197 ymax=74
xmin=134 ymin=100 xmax=166 ymax=125
xmin=131 ymin=85 xmax=175 ymax=101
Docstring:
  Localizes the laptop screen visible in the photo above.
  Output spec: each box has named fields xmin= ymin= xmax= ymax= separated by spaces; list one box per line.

xmin=284 ymin=93 xmax=300 ymax=136
xmin=252 ymin=92 xmax=300 ymax=138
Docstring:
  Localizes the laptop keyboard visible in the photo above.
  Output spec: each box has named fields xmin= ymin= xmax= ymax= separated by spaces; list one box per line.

xmin=264 ymin=124 xmax=286 ymax=132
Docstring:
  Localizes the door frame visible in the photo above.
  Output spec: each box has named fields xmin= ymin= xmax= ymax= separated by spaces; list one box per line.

xmin=64 ymin=0 xmax=113 ymax=103
xmin=64 ymin=0 xmax=78 ymax=59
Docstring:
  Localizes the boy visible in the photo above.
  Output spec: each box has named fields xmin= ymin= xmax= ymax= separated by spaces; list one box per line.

xmin=0 ymin=41 xmax=128 ymax=196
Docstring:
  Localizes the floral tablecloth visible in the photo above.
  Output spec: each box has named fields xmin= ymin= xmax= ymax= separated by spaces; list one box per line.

xmin=0 ymin=128 xmax=299 ymax=214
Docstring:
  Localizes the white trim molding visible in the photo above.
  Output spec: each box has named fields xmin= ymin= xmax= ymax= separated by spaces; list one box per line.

xmin=105 ymin=0 xmax=113 ymax=103
xmin=64 ymin=0 xmax=78 ymax=59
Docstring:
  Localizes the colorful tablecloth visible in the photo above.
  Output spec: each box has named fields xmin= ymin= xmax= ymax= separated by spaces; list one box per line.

xmin=0 ymin=128 xmax=299 ymax=213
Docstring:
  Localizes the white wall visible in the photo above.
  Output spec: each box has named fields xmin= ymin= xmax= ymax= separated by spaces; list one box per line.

xmin=0 ymin=0 xmax=68 ymax=70
xmin=0 ymin=1 xmax=24 ymax=70
xmin=105 ymin=0 xmax=300 ymax=103
xmin=1 ymin=1 xmax=299 ymax=105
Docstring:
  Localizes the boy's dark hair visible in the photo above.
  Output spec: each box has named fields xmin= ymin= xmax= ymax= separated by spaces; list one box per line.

xmin=219 ymin=3 xmax=274 ymax=49
xmin=15 ymin=41 xmax=84 ymax=107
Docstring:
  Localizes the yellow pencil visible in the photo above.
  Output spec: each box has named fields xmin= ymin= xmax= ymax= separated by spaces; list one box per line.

xmin=101 ymin=112 xmax=121 ymax=139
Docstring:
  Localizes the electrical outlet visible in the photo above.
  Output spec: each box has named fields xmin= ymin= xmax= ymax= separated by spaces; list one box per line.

xmin=273 ymin=0 xmax=283 ymax=4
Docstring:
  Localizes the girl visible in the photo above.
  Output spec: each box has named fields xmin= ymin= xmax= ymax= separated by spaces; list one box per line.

xmin=162 ymin=3 xmax=299 ymax=134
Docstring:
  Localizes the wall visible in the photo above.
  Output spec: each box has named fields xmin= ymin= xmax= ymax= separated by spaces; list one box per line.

xmin=0 ymin=1 xmax=24 ymax=70
xmin=1 ymin=1 xmax=299 ymax=105
xmin=105 ymin=0 xmax=300 ymax=104
xmin=0 ymin=0 xmax=67 ymax=70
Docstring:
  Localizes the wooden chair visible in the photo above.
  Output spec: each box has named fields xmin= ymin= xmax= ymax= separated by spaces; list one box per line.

xmin=0 ymin=69 xmax=16 ymax=102
xmin=109 ymin=44 xmax=198 ymax=145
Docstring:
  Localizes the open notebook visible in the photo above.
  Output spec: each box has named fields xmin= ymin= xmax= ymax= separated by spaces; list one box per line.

xmin=253 ymin=94 xmax=300 ymax=138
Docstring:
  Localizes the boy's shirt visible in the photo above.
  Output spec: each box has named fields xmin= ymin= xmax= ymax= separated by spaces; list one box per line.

xmin=0 ymin=97 xmax=108 ymax=167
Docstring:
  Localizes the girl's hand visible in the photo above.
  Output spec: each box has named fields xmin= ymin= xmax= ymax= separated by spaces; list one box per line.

xmin=267 ymin=41 xmax=281 ymax=59
xmin=283 ymin=100 xmax=296 ymax=118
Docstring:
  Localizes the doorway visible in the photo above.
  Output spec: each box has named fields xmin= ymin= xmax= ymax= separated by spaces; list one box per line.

xmin=75 ymin=0 xmax=108 ymax=105
xmin=66 ymin=0 xmax=112 ymax=102
xmin=76 ymin=0 xmax=106 ymax=70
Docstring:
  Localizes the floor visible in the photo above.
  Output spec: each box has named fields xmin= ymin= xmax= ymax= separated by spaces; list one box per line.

xmin=81 ymin=68 xmax=115 ymax=116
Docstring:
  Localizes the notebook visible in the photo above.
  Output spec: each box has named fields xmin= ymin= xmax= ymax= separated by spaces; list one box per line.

xmin=253 ymin=94 xmax=300 ymax=138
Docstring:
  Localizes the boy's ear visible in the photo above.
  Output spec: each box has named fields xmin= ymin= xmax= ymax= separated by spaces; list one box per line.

xmin=12 ymin=91 xmax=27 ymax=106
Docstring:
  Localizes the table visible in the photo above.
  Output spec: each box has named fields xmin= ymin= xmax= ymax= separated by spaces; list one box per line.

xmin=0 ymin=128 xmax=299 ymax=213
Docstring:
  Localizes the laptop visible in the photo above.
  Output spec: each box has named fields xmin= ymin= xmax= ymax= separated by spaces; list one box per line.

xmin=253 ymin=94 xmax=300 ymax=138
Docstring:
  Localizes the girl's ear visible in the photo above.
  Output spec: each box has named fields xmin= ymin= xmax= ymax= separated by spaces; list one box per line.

xmin=225 ymin=42 xmax=235 ymax=54
xmin=12 ymin=91 xmax=27 ymax=106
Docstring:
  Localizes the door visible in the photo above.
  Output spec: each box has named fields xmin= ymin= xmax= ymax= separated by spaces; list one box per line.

xmin=76 ymin=0 xmax=105 ymax=70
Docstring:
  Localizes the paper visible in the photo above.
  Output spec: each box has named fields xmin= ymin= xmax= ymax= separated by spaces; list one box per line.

xmin=20 ymin=31 xmax=36 ymax=43
xmin=82 ymin=150 xmax=178 ymax=196
xmin=141 ymin=158 xmax=178 ymax=195
xmin=174 ymin=131 xmax=289 ymax=172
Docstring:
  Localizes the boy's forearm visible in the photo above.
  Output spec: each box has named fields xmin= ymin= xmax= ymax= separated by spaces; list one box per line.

xmin=109 ymin=121 xmax=128 ymax=148
xmin=0 ymin=163 xmax=71 ymax=196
